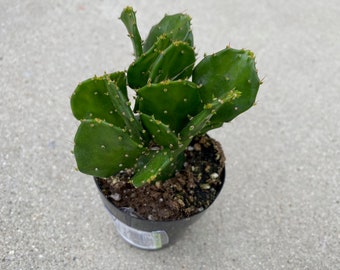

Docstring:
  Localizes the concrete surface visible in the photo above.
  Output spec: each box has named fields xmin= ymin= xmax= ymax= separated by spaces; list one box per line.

xmin=1 ymin=0 xmax=339 ymax=269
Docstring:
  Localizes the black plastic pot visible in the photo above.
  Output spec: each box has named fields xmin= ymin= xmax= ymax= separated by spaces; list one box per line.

xmin=94 ymin=168 xmax=225 ymax=250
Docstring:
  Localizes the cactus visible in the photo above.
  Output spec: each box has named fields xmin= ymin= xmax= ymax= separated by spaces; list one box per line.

xmin=71 ymin=6 xmax=261 ymax=187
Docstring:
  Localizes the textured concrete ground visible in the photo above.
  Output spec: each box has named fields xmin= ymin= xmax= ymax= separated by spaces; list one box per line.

xmin=1 ymin=0 xmax=339 ymax=269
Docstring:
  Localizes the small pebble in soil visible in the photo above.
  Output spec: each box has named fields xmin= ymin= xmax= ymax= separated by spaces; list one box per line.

xmin=194 ymin=143 xmax=201 ymax=151
xmin=108 ymin=177 xmax=119 ymax=185
xmin=210 ymin=172 xmax=219 ymax=179
xmin=177 ymin=199 xmax=185 ymax=207
xmin=110 ymin=193 xmax=121 ymax=201
xmin=200 ymin=183 xmax=211 ymax=190
xmin=155 ymin=181 xmax=162 ymax=188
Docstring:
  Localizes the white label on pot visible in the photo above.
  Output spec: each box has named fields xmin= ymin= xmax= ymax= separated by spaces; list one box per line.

xmin=112 ymin=217 xmax=169 ymax=250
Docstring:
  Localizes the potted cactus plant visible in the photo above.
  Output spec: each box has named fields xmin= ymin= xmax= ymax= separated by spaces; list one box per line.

xmin=70 ymin=7 xmax=261 ymax=249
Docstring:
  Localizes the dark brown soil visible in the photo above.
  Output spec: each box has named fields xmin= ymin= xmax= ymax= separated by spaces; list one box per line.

xmin=96 ymin=135 xmax=225 ymax=221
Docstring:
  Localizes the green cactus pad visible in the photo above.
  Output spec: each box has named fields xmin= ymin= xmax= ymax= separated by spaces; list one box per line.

xmin=149 ymin=41 xmax=195 ymax=83
xmin=74 ymin=119 xmax=144 ymax=177
xmin=131 ymin=148 xmax=182 ymax=187
xmin=140 ymin=113 xmax=178 ymax=148
xmin=70 ymin=72 xmax=127 ymax=128
xmin=120 ymin=7 xmax=143 ymax=58
xmin=180 ymin=89 xmax=241 ymax=142
xmin=138 ymin=80 xmax=203 ymax=133
xmin=193 ymin=48 xmax=260 ymax=124
xmin=143 ymin=13 xmax=193 ymax=52
xmin=127 ymin=34 xmax=172 ymax=89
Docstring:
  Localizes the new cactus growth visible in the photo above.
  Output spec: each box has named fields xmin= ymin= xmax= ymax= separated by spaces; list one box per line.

xmin=71 ymin=7 xmax=261 ymax=188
